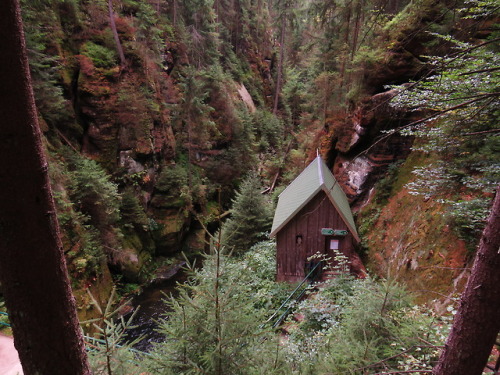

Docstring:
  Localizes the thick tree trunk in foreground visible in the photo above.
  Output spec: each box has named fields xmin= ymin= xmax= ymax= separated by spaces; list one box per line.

xmin=433 ymin=185 xmax=500 ymax=375
xmin=0 ymin=1 xmax=91 ymax=374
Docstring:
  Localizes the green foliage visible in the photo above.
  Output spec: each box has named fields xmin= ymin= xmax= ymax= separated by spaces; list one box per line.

xmin=49 ymin=150 xmax=128 ymax=280
xmin=67 ymin=153 xmax=121 ymax=227
xmin=382 ymin=0 xmax=442 ymax=40
xmin=219 ymin=36 xmax=248 ymax=81
xmin=20 ymin=0 xmax=73 ymax=127
xmin=459 ymin=0 xmax=499 ymax=18
xmin=141 ymin=245 xmax=447 ymax=375
xmin=81 ymin=41 xmax=118 ymax=69
xmin=357 ymin=207 xmax=381 ymax=238
xmin=146 ymin=248 xmax=290 ymax=374
xmin=252 ymin=109 xmax=286 ymax=152
xmin=0 ymin=299 xmax=10 ymax=330
xmin=156 ymin=164 xmax=188 ymax=194
xmin=446 ymin=198 xmax=491 ymax=253
xmin=177 ymin=0 xmax=221 ymax=68
xmin=84 ymin=288 xmax=146 ymax=375
xmin=221 ymin=174 xmax=273 ymax=253
xmin=174 ymin=67 xmax=217 ymax=151
xmin=135 ymin=1 xmax=164 ymax=53
xmin=53 ymin=192 xmax=104 ymax=277
xmin=285 ymin=275 xmax=444 ymax=374
xmin=50 ymin=154 xmax=107 ymax=279
xmin=120 ymin=187 xmax=148 ymax=228
xmin=375 ymin=160 xmax=404 ymax=205
xmin=153 ymin=163 xmax=189 ymax=208
xmin=225 ymin=240 xmax=292 ymax=310
xmin=352 ymin=45 xmax=384 ymax=69
xmin=392 ymin=35 xmax=499 ymax=183
xmin=282 ymin=67 xmax=310 ymax=125
xmin=390 ymin=23 xmax=499 ymax=251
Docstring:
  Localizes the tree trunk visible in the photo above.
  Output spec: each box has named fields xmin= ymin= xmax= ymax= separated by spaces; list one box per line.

xmin=351 ymin=0 xmax=363 ymax=60
xmin=273 ymin=15 xmax=286 ymax=115
xmin=339 ymin=5 xmax=352 ymax=91
xmin=108 ymin=0 xmax=126 ymax=68
xmin=0 ymin=1 xmax=91 ymax=374
xmin=214 ymin=0 xmax=220 ymax=32
xmin=433 ymin=184 xmax=500 ymax=375
xmin=173 ymin=0 xmax=177 ymax=27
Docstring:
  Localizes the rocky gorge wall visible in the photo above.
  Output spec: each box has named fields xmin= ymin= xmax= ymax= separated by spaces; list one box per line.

xmin=311 ymin=4 xmax=480 ymax=305
xmin=20 ymin=0 xmax=277 ymax=322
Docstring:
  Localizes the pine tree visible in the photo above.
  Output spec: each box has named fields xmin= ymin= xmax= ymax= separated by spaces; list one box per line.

xmin=221 ymin=174 xmax=273 ymax=253
xmin=146 ymin=248 xmax=288 ymax=375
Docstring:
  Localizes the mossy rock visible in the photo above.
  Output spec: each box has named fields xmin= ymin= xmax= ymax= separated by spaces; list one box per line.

xmin=113 ymin=247 xmax=148 ymax=282
xmin=183 ymin=228 xmax=207 ymax=254
xmin=122 ymin=229 xmax=155 ymax=256
xmin=151 ymin=209 xmax=191 ymax=255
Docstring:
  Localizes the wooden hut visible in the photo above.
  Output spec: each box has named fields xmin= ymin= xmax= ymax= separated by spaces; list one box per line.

xmin=270 ymin=156 xmax=360 ymax=282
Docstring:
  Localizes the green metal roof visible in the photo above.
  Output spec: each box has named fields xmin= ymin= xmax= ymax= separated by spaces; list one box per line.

xmin=270 ymin=156 xmax=360 ymax=242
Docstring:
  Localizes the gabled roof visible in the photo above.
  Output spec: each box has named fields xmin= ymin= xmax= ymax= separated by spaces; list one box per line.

xmin=270 ymin=156 xmax=360 ymax=242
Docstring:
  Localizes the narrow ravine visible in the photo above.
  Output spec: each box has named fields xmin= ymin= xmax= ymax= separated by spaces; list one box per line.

xmin=124 ymin=269 xmax=188 ymax=352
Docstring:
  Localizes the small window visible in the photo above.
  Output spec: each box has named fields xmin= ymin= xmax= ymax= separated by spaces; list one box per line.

xmin=329 ymin=239 xmax=339 ymax=250
xmin=296 ymin=235 xmax=303 ymax=245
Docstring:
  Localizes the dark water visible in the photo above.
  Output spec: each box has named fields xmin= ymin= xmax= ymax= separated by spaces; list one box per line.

xmin=124 ymin=272 xmax=187 ymax=352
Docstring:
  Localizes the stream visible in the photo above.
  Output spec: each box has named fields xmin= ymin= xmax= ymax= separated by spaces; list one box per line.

xmin=123 ymin=267 xmax=188 ymax=352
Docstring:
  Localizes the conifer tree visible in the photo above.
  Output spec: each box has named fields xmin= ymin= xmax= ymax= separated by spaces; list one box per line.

xmin=146 ymin=248 xmax=288 ymax=375
xmin=221 ymin=174 xmax=273 ymax=253
xmin=179 ymin=0 xmax=220 ymax=67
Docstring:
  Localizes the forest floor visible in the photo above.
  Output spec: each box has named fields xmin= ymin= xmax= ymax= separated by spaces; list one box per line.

xmin=0 ymin=334 xmax=23 ymax=374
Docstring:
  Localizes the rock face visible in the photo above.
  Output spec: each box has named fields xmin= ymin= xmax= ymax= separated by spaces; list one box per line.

xmin=324 ymin=96 xmax=472 ymax=304
xmin=316 ymin=7 xmax=475 ymax=303
xmin=327 ymin=88 xmax=416 ymax=207
xmin=237 ymin=83 xmax=257 ymax=113
xmin=22 ymin=0 xmax=275 ymax=295
xmin=360 ymin=163 xmax=470 ymax=308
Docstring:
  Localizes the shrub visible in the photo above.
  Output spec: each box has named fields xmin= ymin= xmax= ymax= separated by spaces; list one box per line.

xmin=81 ymin=41 xmax=118 ymax=69
xmin=446 ymin=197 xmax=491 ymax=253
xmin=146 ymin=247 xmax=290 ymax=375
xmin=120 ymin=187 xmax=148 ymax=228
xmin=221 ymin=174 xmax=273 ymax=253
xmin=155 ymin=164 xmax=188 ymax=194
xmin=252 ymin=109 xmax=286 ymax=152
xmin=375 ymin=160 xmax=404 ymax=205
xmin=286 ymin=277 xmax=443 ymax=374
xmin=67 ymin=155 xmax=121 ymax=228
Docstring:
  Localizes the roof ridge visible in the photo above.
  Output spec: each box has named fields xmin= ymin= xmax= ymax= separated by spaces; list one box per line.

xmin=317 ymin=156 xmax=324 ymax=186
xmin=276 ymin=157 xmax=319 ymax=198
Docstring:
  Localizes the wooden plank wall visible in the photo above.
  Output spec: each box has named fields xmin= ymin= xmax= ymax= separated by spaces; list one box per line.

xmin=276 ymin=190 xmax=355 ymax=282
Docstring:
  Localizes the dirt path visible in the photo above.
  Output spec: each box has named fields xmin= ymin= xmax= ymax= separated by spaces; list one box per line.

xmin=0 ymin=334 xmax=23 ymax=375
